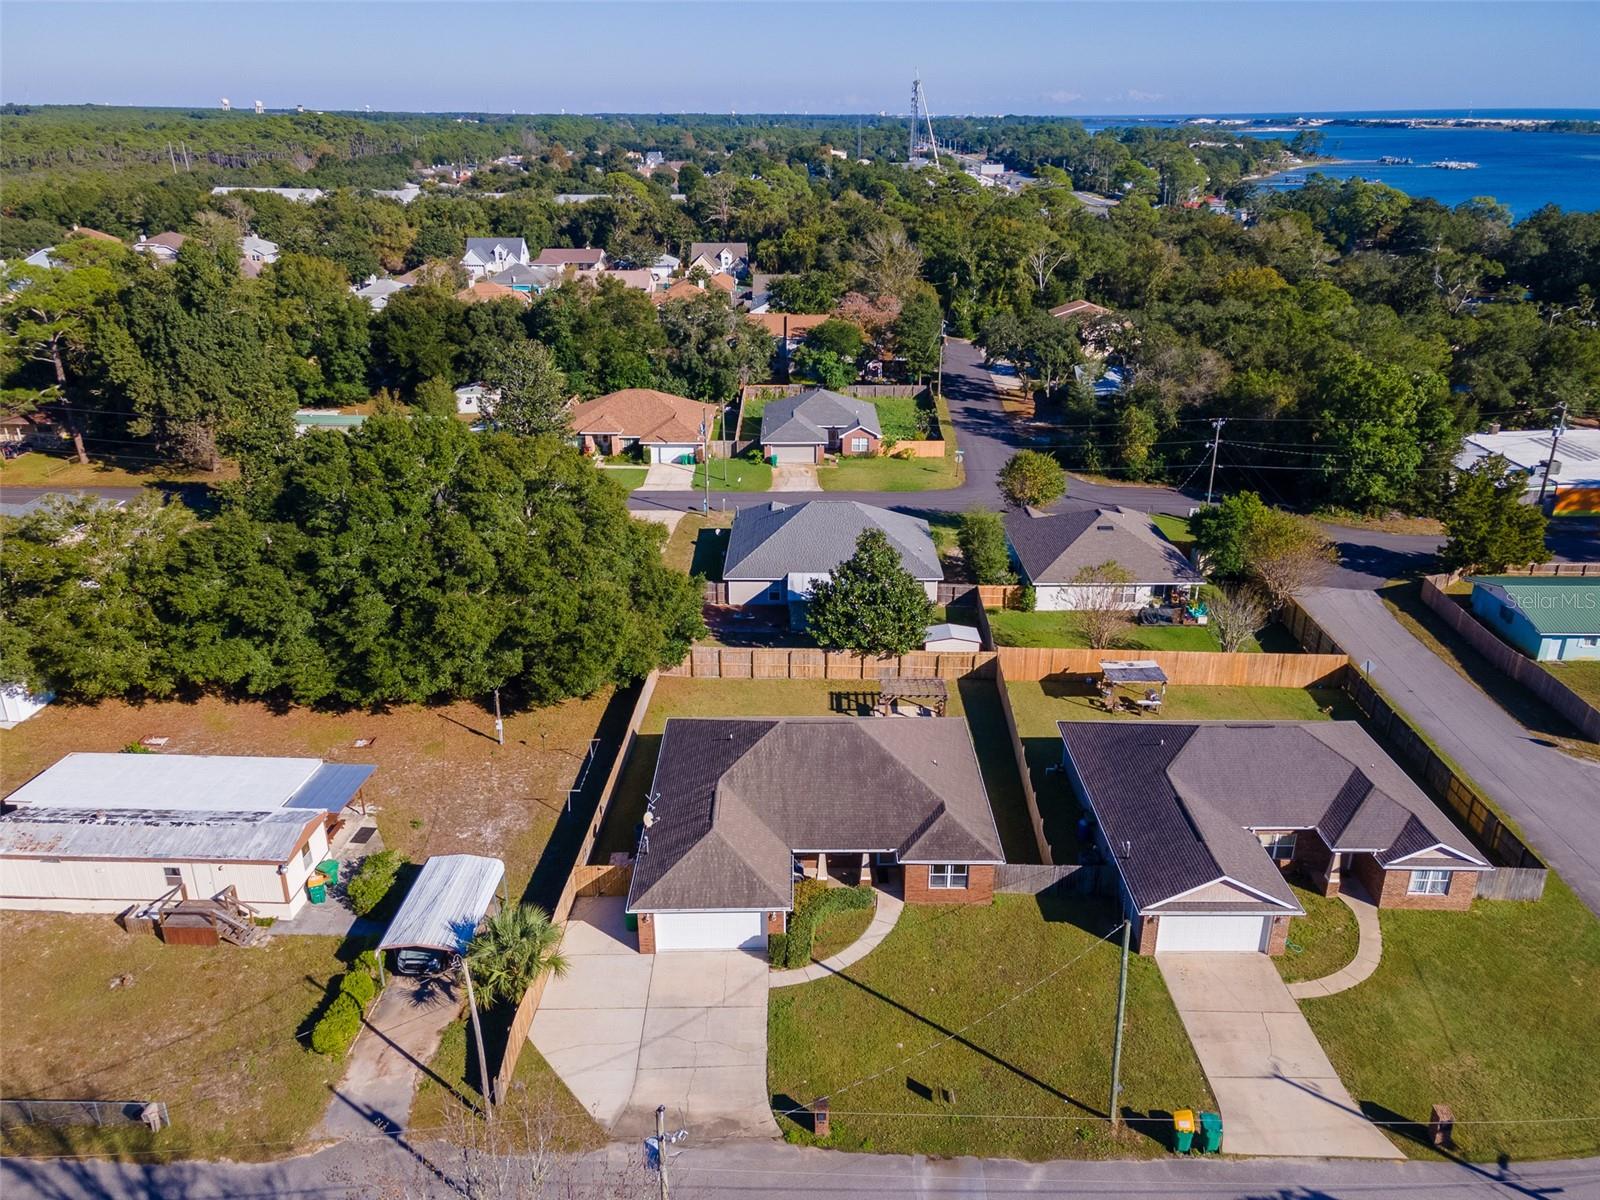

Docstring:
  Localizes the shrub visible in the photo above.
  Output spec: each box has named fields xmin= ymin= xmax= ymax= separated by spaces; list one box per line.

xmin=352 ymin=948 xmax=381 ymax=979
xmin=775 ymin=882 xmax=874 ymax=969
xmin=340 ymin=968 xmax=377 ymax=1008
xmin=346 ymin=850 xmax=406 ymax=916
xmin=1015 ymin=584 xmax=1037 ymax=612
xmin=311 ymin=993 xmax=362 ymax=1057
xmin=767 ymin=932 xmax=790 ymax=968
xmin=957 ymin=510 xmax=1015 ymax=585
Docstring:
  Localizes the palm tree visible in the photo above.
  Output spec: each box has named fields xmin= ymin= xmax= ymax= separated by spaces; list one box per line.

xmin=465 ymin=903 xmax=568 ymax=1008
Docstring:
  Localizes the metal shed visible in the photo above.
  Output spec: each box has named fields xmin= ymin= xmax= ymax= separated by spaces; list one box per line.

xmin=378 ymin=854 xmax=507 ymax=958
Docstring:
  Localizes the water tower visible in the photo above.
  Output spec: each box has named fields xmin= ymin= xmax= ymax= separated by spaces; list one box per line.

xmin=253 ymin=99 xmax=264 ymax=114
xmin=220 ymin=97 xmax=230 ymax=111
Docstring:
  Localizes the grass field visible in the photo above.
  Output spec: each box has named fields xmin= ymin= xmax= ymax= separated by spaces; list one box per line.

xmin=662 ymin=510 xmax=733 ymax=578
xmin=0 ymin=914 xmax=349 ymax=1160
xmin=1542 ymin=659 xmax=1600 ymax=708
xmin=1301 ymin=876 xmax=1600 ymax=1162
xmin=694 ymin=452 xmax=772 ymax=492
xmin=1274 ymin=883 xmax=1360 ymax=984
xmin=986 ymin=610 xmax=1257 ymax=652
xmin=600 ymin=466 xmax=647 ymax=492
xmin=0 ymin=449 xmax=235 ymax=490
xmin=592 ymin=677 xmax=1037 ymax=864
xmin=0 ymin=692 xmax=618 ymax=901
xmin=768 ymin=893 xmax=1214 ymax=1159
xmin=1004 ymin=681 xmax=1354 ymax=860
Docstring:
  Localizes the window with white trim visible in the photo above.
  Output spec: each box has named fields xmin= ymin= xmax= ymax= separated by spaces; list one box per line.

xmin=1112 ymin=585 xmax=1139 ymax=606
xmin=928 ymin=864 xmax=969 ymax=889
xmin=1407 ymin=868 xmax=1450 ymax=896
xmin=163 ymin=866 xmax=183 ymax=886
xmin=1257 ymin=831 xmax=1297 ymax=860
xmin=850 ymin=437 xmax=869 ymax=453
xmin=300 ymin=842 xmax=314 ymax=866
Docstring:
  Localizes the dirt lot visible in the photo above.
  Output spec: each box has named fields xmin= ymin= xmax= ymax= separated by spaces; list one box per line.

xmin=0 ymin=692 xmax=619 ymax=898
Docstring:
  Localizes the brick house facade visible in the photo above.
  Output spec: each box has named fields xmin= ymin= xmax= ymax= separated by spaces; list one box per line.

xmin=902 ymin=863 xmax=996 ymax=906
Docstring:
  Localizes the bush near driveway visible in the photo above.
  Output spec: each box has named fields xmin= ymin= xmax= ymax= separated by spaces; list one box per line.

xmin=770 ymin=880 xmax=874 ymax=968
xmin=768 ymin=894 xmax=1213 ymax=1159
xmin=1300 ymin=877 xmax=1600 ymax=1162
xmin=346 ymin=849 xmax=407 ymax=916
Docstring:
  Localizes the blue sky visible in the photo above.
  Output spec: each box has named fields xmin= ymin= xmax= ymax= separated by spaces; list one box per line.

xmin=4 ymin=2 xmax=1597 ymax=115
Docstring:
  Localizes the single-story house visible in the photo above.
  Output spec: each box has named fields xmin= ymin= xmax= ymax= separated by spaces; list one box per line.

xmin=353 ymin=275 xmax=411 ymax=311
xmin=488 ymin=262 xmax=560 ymax=294
xmin=0 ymin=752 xmax=376 ymax=918
xmin=0 ymin=411 xmax=59 ymax=450
xmin=454 ymin=382 xmax=498 ymax=418
xmin=456 ymin=281 xmax=532 ymax=307
xmin=723 ymin=500 xmax=942 ymax=608
xmin=534 ymin=247 xmax=607 ymax=271
xmin=626 ymin=716 xmax=1005 ymax=952
xmin=133 ymin=231 xmax=187 ymax=262
xmin=1468 ymin=576 xmax=1600 ymax=662
xmin=461 ymin=237 xmax=530 ymax=280
xmin=687 ymin=241 xmax=749 ymax=277
xmin=760 ymin=387 xmax=882 ymax=464
xmin=1059 ymin=720 xmax=1491 ymax=955
xmin=1005 ymin=505 xmax=1203 ymax=611
xmin=238 ymin=233 xmax=279 ymax=278
xmin=600 ymin=267 xmax=657 ymax=294
xmin=294 ymin=410 xmax=366 ymax=436
xmin=569 ymin=388 xmax=717 ymax=462
xmin=925 ymin=623 xmax=983 ymax=652
xmin=1049 ymin=299 xmax=1111 ymax=322
xmin=1454 ymin=427 xmax=1600 ymax=513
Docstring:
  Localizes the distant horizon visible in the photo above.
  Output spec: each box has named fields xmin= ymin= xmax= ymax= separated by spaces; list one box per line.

xmin=4 ymin=3 xmax=1596 ymax=115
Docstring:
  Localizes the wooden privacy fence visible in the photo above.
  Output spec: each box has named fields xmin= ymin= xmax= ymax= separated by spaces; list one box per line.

xmin=664 ymin=647 xmax=996 ymax=680
xmin=992 ymin=658 xmax=1052 ymax=865
xmin=1419 ymin=574 xmax=1600 ymax=741
xmin=995 ymin=646 xmax=1348 ymax=687
xmin=1476 ymin=868 xmax=1549 ymax=902
xmin=995 ymin=864 xmax=1094 ymax=894
xmin=493 ymin=672 xmax=659 ymax=1103
xmin=1507 ymin=561 xmax=1600 ymax=577
xmin=938 ymin=583 xmax=1021 ymax=609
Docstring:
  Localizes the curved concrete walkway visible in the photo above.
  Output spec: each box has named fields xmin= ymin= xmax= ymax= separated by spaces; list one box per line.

xmin=1287 ymin=884 xmax=1383 ymax=1001
xmin=768 ymin=887 xmax=903 ymax=988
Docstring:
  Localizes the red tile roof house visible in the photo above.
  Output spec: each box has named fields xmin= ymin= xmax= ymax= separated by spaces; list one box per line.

xmin=568 ymin=388 xmax=718 ymax=463
xmin=1058 ymin=720 xmax=1491 ymax=955
xmin=625 ymin=717 xmax=1005 ymax=952
xmin=760 ymin=387 xmax=882 ymax=464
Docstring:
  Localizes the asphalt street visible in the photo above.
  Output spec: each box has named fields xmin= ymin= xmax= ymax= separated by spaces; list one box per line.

xmin=5 ymin=1137 xmax=1600 ymax=1200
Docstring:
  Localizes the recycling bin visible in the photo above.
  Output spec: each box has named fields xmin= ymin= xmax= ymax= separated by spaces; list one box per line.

xmin=1172 ymin=1108 xmax=1195 ymax=1154
xmin=307 ymin=871 xmax=328 ymax=904
xmin=316 ymin=859 xmax=340 ymax=885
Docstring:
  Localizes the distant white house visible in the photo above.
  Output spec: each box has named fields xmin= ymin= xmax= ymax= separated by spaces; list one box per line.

xmin=454 ymin=383 xmax=500 ymax=418
xmin=688 ymin=241 xmax=748 ymax=276
xmin=650 ymin=253 xmax=680 ymax=285
xmin=238 ymin=233 xmax=279 ymax=277
xmin=353 ymin=275 xmax=410 ymax=311
xmin=133 ymin=231 xmax=187 ymax=262
xmin=211 ymin=186 xmax=325 ymax=203
xmin=461 ymin=237 xmax=531 ymax=280
xmin=372 ymin=184 xmax=422 ymax=204
xmin=1454 ymin=427 xmax=1600 ymax=494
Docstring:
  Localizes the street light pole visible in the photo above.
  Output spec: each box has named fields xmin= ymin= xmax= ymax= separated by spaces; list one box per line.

xmin=1537 ymin=401 xmax=1569 ymax=508
xmin=656 ymin=1105 xmax=670 ymax=1200
xmin=1204 ymin=418 xmax=1228 ymax=505
xmin=700 ymin=419 xmax=710 ymax=514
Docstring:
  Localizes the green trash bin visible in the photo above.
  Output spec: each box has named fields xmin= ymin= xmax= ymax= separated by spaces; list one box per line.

xmin=625 ymin=913 xmax=638 ymax=932
xmin=1199 ymin=1110 xmax=1222 ymax=1154
xmin=307 ymin=870 xmax=328 ymax=905
xmin=316 ymin=859 xmax=340 ymax=885
xmin=1172 ymin=1108 xmax=1195 ymax=1154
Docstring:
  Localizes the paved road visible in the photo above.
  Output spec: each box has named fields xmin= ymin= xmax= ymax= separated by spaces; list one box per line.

xmin=1300 ymin=585 xmax=1600 ymax=917
xmin=6 ymin=1138 xmax=1599 ymax=1199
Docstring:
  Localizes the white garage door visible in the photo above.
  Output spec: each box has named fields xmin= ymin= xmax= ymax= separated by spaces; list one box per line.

xmin=1155 ymin=914 xmax=1269 ymax=953
xmin=650 ymin=444 xmax=695 ymax=464
xmin=771 ymin=444 xmax=815 ymax=464
xmin=653 ymin=911 xmax=766 ymax=952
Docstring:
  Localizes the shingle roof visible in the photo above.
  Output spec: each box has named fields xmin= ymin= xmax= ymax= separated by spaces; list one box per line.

xmin=463 ymin=237 xmax=528 ymax=263
xmin=1049 ymin=299 xmax=1111 ymax=320
xmin=723 ymin=500 xmax=941 ymax=582
xmin=534 ymin=247 xmax=605 ymax=267
xmin=1059 ymin=720 xmax=1488 ymax=913
xmin=456 ymin=282 xmax=531 ymax=306
xmin=1006 ymin=506 xmax=1203 ymax=587
xmin=689 ymin=241 xmax=748 ymax=263
xmin=569 ymin=389 xmax=717 ymax=445
xmin=627 ymin=717 xmax=1004 ymax=912
xmin=489 ymin=263 xmax=560 ymax=288
xmin=1467 ymin=577 xmax=1600 ymax=638
xmin=746 ymin=313 xmax=832 ymax=340
xmin=761 ymin=388 xmax=881 ymax=445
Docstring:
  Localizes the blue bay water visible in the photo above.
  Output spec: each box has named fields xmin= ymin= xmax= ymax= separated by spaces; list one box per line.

xmin=1078 ymin=109 xmax=1600 ymax=217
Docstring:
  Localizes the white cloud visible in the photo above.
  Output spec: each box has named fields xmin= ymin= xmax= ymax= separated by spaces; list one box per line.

xmin=1126 ymin=89 xmax=1165 ymax=103
xmin=1045 ymin=90 xmax=1084 ymax=105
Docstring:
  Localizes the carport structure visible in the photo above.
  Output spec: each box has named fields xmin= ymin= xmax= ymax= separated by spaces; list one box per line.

xmin=376 ymin=853 xmax=507 ymax=982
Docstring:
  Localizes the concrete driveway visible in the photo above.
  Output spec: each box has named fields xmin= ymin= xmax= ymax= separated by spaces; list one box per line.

xmin=641 ymin=461 xmax=695 ymax=490
xmin=770 ymin=463 xmax=819 ymax=491
xmin=318 ymin=974 xmax=461 ymax=1137
xmin=531 ymin=897 xmax=777 ymax=1142
xmin=1158 ymin=954 xmax=1401 ymax=1159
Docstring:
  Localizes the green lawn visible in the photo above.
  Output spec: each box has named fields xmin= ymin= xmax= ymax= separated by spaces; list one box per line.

xmin=1301 ymin=876 xmax=1600 ymax=1162
xmin=1543 ymin=659 xmax=1600 ymax=709
xmin=738 ymin=391 xmax=774 ymax=441
xmin=601 ymin=466 xmax=647 ymax=492
xmin=694 ymin=452 xmax=772 ymax=492
xmin=768 ymin=894 xmax=1214 ymax=1159
xmin=1274 ymin=883 xmax=1360 ymax=984
xmin=0 ymin=448 xmax=233 ymax=489
xmin=1150 ymin=513 xmax=1194 ymax=556
xmin=1004 ymin=681 xmax=1354 ymax=860
xmin=986 ymin=609 xmax=1267 ymax=653
xmin=820 ymin=390 xmax=963 ymax=493
xmin=662 ymin=510 xmax=733 ymax=578
xmin=807 ymin=901 xmax=878 ymax=963
xmin=593 ymin=677 xmax=1037 ymax=863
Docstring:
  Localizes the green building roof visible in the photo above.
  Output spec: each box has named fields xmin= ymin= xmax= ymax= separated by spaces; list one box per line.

xmin=1469 ymin=576 xmax=1600 ymax=638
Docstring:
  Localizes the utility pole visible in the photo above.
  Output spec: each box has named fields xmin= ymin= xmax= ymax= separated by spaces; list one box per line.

xmin=1108 ymin=917 xmax=1131 ymax=1130
xmin=656 ymin=1105 xmax=670 ymax=1200
xmin=493 ymin=688 xmax=504 ymax=746
xmin=458 ymin=955 xmax=494 ymax=1118
xmin=1204 ymin=418 xmax=1228 ymax=505
xmin=700 ymin=419 xmax=710 ymax=514
xmin=1537 ymin=401 xmax=1569 ymax=508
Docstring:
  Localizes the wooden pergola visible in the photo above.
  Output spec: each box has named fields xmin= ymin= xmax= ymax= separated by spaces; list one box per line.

xmin=875 ymin=677 xmax=949 ymax=717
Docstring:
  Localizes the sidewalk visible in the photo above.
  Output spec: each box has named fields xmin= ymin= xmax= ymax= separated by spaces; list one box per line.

xmin=768 ymin=887 xmax=903 ymax=988
xmin=1287 ymin=884 xmax=1383 ymax=1000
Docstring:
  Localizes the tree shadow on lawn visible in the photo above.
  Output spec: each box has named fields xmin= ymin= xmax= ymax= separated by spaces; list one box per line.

xmin=690 ymin=528 xmax=728 ymax=580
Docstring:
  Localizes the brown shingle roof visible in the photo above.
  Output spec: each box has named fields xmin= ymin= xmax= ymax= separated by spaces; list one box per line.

xmin=455 ymin=281 xmax=532 ymax=306
xmin=534 ymin=247 xmax=606 ymax=267
xmin=1049 ymin=299 xmax=1111 ymax=320
xmin=627 ymin=717 xmax=1004 ymax=912
xmin=746 ymin=312 xmax=831 ymax=339
xmin=569 ymin=389 xmax=717 ymax=445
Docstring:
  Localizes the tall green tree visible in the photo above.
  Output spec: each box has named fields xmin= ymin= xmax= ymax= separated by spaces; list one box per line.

xmin=480 ymin=340 xmax=571 ymax=437
xmin=262 ymin=253 xmax=372 ymax=406
xmin=957 ymin=510 xmax=1015 ymax=584
xmin=658 ymin=290 xmax=773 ymax=401
xmin=1440 ymin=455 xmax=1551 ymax=574
xmin=893 ymin=288 xmax=943 ymax=383
xmin=806 ymin=529 xmax=935 ymax=657
xmin=998 ymin=450 xmax=1067 ymax=509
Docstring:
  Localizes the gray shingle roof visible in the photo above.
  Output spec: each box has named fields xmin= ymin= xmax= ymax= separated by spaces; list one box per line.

xmin=627 ymin=717 xmax=1005 ymax=912
xmin=1060 ymin=720 xmax=1488 ymax=913
xmin=723 ymin=501 xmax=941 ymax=582
xmin=1006 ymin=506 xmax=1202 ymax=587
xmin=489 ymin=263 xmax=559 ymax=288
xmin=689 ymin=241 xmax=748 ymax=263
xmin=760 ymin=388 xmax=881 ymax=445
xmin=463 ymin=237 xmax=528 ymax=262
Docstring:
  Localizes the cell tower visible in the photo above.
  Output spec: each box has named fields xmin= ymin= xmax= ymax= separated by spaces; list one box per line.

xmin=909 ymin=73 xmax=939 ymax=164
